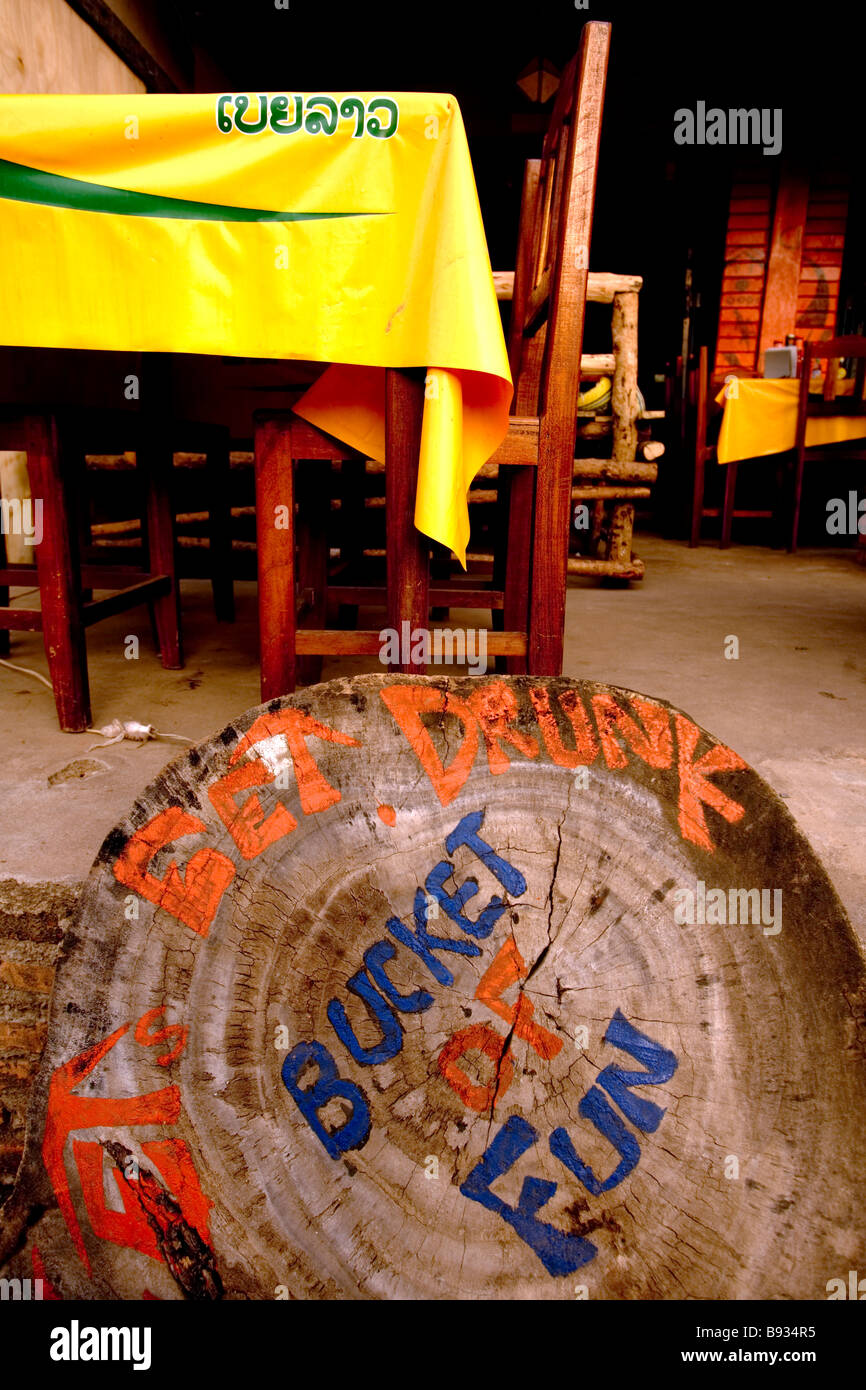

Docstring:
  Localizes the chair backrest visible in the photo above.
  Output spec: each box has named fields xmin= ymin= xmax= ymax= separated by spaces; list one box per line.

xmin=803 ymin=335 xmax=866 ymax=407
xmin=695 ymin=345 xmax=713 ymax=465
xmin=507 ymin=22 xmax=611 ymax=428
xmin=794 ymin=334 xmax=866 ymax=466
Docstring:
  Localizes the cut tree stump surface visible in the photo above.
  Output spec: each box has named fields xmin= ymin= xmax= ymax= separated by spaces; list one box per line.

xmin=1 ymin=675 xmax=864 ymax=1300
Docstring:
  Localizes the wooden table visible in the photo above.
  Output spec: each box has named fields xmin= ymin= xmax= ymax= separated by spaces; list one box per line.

xmin=0 ymin=91 xmax=511 ymax=561
xmin=717 ymin=377 xmax=866 ymax=464
xmin=0 ymin=91 xmax=512 ymax=719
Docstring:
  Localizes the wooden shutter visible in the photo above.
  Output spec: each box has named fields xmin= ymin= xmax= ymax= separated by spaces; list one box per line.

xmin=713 ymin=167 xmax=849 ymax=380
xmin=714 ymin=172 xmax=773 ymax=376
xmin=795 ymin=174 xmax=848 ymax=342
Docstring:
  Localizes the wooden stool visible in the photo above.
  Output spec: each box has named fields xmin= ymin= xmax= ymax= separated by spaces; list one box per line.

xmin=0 ymin=409 xmax=182 ymax=732
xmin=81 ymin=423 xmax=235 ymax=624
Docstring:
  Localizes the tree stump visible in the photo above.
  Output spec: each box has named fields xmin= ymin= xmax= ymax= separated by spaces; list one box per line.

xmin=2 ymin=675 xmax=865 ymax=1300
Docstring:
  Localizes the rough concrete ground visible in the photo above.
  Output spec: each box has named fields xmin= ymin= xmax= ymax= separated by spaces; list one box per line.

xmin=0 ymin=535 xmax=863 ymax=941
xmin=563 ymin=536 xmax=866 ymax=946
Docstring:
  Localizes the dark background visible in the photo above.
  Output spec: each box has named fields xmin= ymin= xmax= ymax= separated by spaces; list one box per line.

xmin=157 ymin=0 xmax=866 ymax=399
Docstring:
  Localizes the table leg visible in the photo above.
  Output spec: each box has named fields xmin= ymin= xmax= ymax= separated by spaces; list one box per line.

xmin=772 ymin=456 xmax=788 ymax=550
xmin=385 ymin=369 xmax=428 ymax=674
xmin=26 ymin=414 xmax=91 ymax=731
xmin=255 ymin=415 xmax=296 ymax=700
xmin=788 ymin=447 xmax=806 ymax=553
xmin=295 ymin=457 xmax=328 ymax=685
xmin=502 ymin=466 xmax=533 ymax=675
xmin=528 ymin=427 xmax=571 ymax=677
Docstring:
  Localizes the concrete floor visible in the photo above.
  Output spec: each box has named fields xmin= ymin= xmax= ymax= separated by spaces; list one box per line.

xmin=0 ymin=534 xmax=863 ymax=941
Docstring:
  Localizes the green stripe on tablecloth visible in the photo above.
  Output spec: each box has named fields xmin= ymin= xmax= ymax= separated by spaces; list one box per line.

xmin=0 ymin=158 xmax=384 ymax=222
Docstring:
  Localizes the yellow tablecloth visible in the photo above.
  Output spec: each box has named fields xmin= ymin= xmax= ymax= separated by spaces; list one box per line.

xmin=0 ymin=93 xmax=511 ymax=565
xmin=716 ymin=378 xmax=866 ymax=465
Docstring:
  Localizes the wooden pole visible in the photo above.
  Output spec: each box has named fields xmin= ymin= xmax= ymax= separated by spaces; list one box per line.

xmin=385 ymin=369 xmax=428 ymax=673
xmin=608 ymin=289 xmax=640 ymax=571
xmin=495 ymin=269 xmax=642 ymax=304
xmin=757 ymin=168 xmax=810 ymax=372
xmin=611 ymin=291 xmax=639 ymax=465
xmin=255 ymin=413 xmax=296 ymax=699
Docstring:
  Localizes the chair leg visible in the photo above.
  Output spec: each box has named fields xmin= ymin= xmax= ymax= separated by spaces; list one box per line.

xmin=255 ymin=415 xmax=297 ymax=699
xmin=336 ymin=457 xmax=364 ymax=629
xmin=295 ymin=458 xmax=329 ymax=686
xmin=502 ymin=467 xmax=533 ymax=675
xmin=141 ymin=437 xmax=183 ymax=668
xmin=491 ymin=482 xmax=508 ymax=635
xmin=771 ymin=456 xmax=788 ymax=550
xmin=385 ymin=369 xmax=428 ymax=674
xmin=528 ymin=442 xmax=570 ymax=677
xmin=206 ymin=429 xmax=235 ymax=622
xmin=491 ymin=477 xmax=509 ymax=673
xmin=720 ymin=461 xmax=738 ymax=549
xmin=25 ymin=414 xmax=91 ymax=731
xmin=789 ymin=449 xmax=806 ymax=554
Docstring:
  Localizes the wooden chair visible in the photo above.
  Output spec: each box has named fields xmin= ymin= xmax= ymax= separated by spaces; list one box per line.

xmin=0 ymin=407 xmax=183 ymax=731
xmin=254 ymin=20 xmax=611 ymax=698
xmin=80 ymin=423 xmax=235 ymax=624
xmin=790 ymin=335 xmax=866 ymax=551
xmin=689 ymin=346 xmax=775 ymax=547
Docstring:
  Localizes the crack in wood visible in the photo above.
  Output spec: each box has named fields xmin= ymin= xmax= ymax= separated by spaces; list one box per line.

xmin=103 ymin=1140 xmax=223 ymax=1300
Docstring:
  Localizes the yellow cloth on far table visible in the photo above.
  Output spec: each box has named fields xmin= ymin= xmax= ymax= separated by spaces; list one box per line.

xmin=0 ymin=91 xmax=511 ymax=565
xmin=716 ymin=378 xmax=866 ymax=465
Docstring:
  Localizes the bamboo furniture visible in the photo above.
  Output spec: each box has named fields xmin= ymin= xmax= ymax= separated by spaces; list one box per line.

xmin=81 ymin=432 xmax=235 ymax=625
xmin=493 ymin=270 xmax=663 ymax=581
xmin=254 ymin=21 xmax=612 ymax=697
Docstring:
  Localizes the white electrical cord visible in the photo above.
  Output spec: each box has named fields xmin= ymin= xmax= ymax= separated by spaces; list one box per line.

xmin=0 ymin=656 xmax=54 ymax=690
